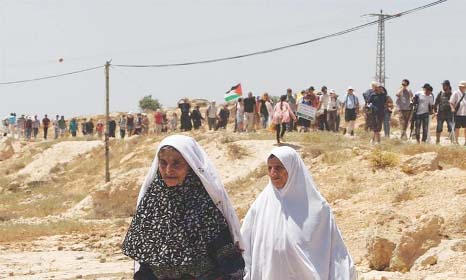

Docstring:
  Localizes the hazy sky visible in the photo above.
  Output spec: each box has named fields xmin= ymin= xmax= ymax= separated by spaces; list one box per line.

xmin=1 ymin=0 xmax=465 ymax=118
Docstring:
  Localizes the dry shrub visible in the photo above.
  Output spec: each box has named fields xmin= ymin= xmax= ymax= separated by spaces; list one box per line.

xmin=220 ymin=135 xmax=235 ymax=144
xmin=302 ymin=146 xmax=324 ymax=158
xmin=321 ymin=150 xmax=354 ymax=165
xmin=227 ymin=143 xmax=248 ymax=160
xmin=0 ymin=220 xmax=99 ymax=242
xmin=91 ymin=188 xmax=137 ymax=219
xmin=398 ymin=144 xmax=466 ymax=170
xmin=369 ymin=148 xmax=399 ymax=169
xmin=392 ymin=187 xmax=414 ymax=203
xmin=322 ymin=184 xmax=363 ymax=203
xmin=225 ymin=165 xmax=268 ymax=191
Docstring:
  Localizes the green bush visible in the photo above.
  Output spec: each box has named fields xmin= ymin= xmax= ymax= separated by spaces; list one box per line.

xmin=139 ymin=95 xmax=162 ymax=111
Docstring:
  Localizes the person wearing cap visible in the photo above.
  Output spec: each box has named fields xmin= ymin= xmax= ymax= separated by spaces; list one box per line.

xmin=413 ymin=84 xmax=435 ymax=143
xmin=206 ymin=100 xmax=217 ymax=131
xmin=434 ymin=80 xmax=453 ymax=144
xmin=327 ymin=90 xmax=340 ymax=132
xmin=341 ymin=86 xmax=359 ymax=136
xmin=396 ymin=79 xmax=414 ymax=140
xmin=317 ymin=86 xmax=330 ymax=131
xmin=449 ymin=81 xmax=466 ymax=145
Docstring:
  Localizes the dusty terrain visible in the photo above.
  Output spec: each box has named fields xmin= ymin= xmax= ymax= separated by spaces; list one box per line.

xmin=1 ymin=124 xmax=466 ymax=279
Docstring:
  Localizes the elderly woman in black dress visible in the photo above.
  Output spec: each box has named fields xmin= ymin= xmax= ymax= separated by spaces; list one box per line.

xmin=122 ymin=135 xmax=245 ymax=280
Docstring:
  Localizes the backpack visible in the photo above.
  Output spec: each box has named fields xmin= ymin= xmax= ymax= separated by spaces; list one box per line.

xmin=438 ymin=92 xmax=452 ymax=112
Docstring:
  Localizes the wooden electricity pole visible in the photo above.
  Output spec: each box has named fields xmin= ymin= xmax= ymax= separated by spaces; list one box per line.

xmin=105 ymin=60 xmax=111 ymax=182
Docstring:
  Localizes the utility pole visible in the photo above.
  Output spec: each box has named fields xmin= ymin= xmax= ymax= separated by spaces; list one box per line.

xmin=105 ymin=60 xmax=111 ymax=183
xmin=365 ymin=10 xmax=395 ymax=86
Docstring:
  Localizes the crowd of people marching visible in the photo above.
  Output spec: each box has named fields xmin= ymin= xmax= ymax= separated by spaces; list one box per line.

xmin=2 ymin=79 xmax=465 ymax=145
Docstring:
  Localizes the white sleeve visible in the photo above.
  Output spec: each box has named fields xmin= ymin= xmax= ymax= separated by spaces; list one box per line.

xmin=240 ymin=205 xmax=256 ymax=280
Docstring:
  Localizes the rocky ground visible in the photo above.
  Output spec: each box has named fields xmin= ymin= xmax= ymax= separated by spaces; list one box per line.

xmin=0 ymin=126 xmax=465 ymax=280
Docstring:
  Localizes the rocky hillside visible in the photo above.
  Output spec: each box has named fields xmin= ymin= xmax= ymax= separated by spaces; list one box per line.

xmin=0 ymin=129 xmax=465 ymax=280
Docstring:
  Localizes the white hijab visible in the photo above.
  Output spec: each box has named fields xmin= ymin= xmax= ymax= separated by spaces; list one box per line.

xmin=241 ymin=146 xmax=356 ymax=280
xmin=134 ymin=135 xmax=244 ymax=269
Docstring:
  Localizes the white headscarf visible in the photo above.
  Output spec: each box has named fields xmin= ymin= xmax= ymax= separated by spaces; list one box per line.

xmin=241 ymin=146 xmax=357 ymax=280
xmin=136 ymin=135 xmax=244 ymax=248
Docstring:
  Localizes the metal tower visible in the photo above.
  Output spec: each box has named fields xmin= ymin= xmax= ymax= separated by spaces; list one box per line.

xmin=365 ymin=10 xmax=393 ymax=86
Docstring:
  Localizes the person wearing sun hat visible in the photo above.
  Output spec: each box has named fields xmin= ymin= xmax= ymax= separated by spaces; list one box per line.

xmin=449 ymin=81 xmax=466 ymax=145
xmin=413 ymin=83 xmax=435 ymax=143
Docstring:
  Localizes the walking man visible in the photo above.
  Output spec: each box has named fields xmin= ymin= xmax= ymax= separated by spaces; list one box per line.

xmin=434 ymin=80 xmax=453 ymax=144
xmin=341 ymin=86 xmax=359 ymax=136
xmin=414 ymin=84 xmax=435 ymax=143
xmin=42 ymin=114 xmax=50 ymax=140
xmin=53 ymin=115 xmax=60 ymax=139
xmin=243 ymin=92 xmax=256 ymax=132
xmin=395 ymin=79 xmax=413 ymax=140
xmin=32 ymin=115 xmax=40 ymax=139
xmin=206 ymin=100 xmax=217 ymax=131
xmin=317 ymin=86 xmax=330 ymax=131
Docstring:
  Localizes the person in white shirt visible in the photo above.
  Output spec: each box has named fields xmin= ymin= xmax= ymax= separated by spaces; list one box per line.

xmin=327 ymin=90 xmax=341 ymax=132
xmin=317 ymin=86 xmax=330 ymax=131
xmin=449 ymin=81 xmax=466 ymax=145
xmin=206 ymin=100 xmax=218 ymax=131
xmin=342 ymin=86 xmax=359 ymax=136
xmin=414 ymin=83 xmax=435 ymax=143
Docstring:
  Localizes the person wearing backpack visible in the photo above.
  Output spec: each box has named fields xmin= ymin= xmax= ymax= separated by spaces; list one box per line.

xmin=449 ymin=81 xmax=466 ymax=145
xmin=434 ymin=80 xmax=453 ymax=144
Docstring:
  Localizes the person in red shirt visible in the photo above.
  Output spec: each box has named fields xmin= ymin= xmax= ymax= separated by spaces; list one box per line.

xmin=154 ymin=109 xmax=164 ymax=134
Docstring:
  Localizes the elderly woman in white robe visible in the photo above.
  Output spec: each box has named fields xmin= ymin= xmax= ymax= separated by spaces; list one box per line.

xmin=122 ymin=135 xmax=245 ymax=280
xmin=241 ymin=146 xmax=357 ymax=280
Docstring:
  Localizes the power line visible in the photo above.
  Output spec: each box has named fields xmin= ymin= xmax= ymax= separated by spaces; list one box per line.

xmin=113 ymin=0 xmax=447 ymax=68
xmin=0 ymin=65 xmax=104 ymax=85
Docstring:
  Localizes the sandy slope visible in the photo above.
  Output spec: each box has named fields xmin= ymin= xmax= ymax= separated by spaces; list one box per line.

xmin=1 ymin=132 xmax=466 ymax=279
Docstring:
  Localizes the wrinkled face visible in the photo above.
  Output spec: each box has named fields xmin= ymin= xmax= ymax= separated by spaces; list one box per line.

xmin=267 ymin=156 xmax=289 ymax=189
xmin=158 ymin=148 xmax=190 ymax=187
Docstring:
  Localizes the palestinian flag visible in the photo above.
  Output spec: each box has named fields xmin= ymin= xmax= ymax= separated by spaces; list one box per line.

xmin=225 ymin=83 xmax=242 ymax=102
